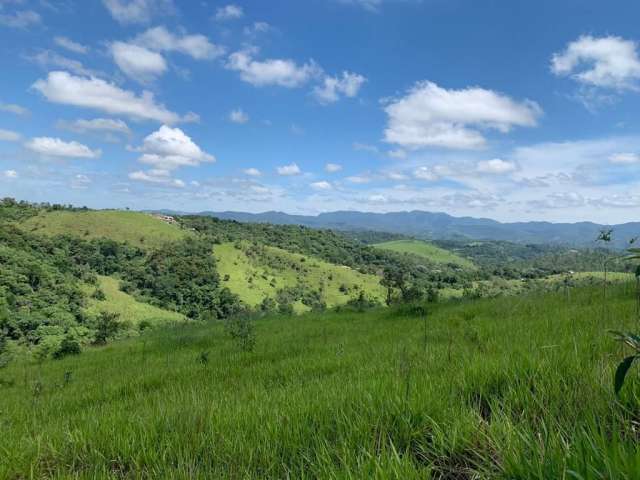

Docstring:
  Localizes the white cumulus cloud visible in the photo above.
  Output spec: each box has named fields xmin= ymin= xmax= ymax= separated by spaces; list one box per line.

xmin=129 ymin=169 xmax=185 ymax=188
xmin=313 ymin=71 xmax=366 ymax=104
xmin=413 ymin=166 xmax=438 ymax=181
xmin=32 ymin=71 xmax=186 ymax=124
xmin=476 ymin=158 xmax=517 ymax=174
xmin=134 ymin=125 xmax=214 ymax=171
xmin=102 ymin=0 xmax=174 ymax=25
xmin=229 ymin=108 xmax=249 ymax=124
xmin=54 ymin=36 xmax=88 ymax=54
xmin=25 ymin=137 xmax=101 ymax=158
xmin=3 ymin=169 xmax=18 ymax=179
xmin=0 ymin=128 xmax=21 ymax=142
xmin=215 ymin=4 xmax=243 ymax=21
xmin=134 ymin=26 xmax=225 ymax=60
xmin=551 ymin=35 xmax=640 ymax=90
xmin=383 ymin=81 xmax=541 ymax=150
xmin=0 ymin=9 xmax=40 ymax=28
xmin=608 ymin=152 xmax=640 ymax=164
xmin=243 ymin=167 xmax=261 ymax=176
xmin=110 ymin=41 xmax=167 ymax=83
xmin=57 ymin=118 xmax=131 ymax=135
xmin=0 ymin=101 xmax=28 ymax=115
xmin=276 ymin=163 xmax=301 ymax=176
xmin=310 ymin=181 xmax=332 ymax=190
xmin=325 ymin=163 xmax=342 ymax=173
xmin=227 ymin=50 xmax=320 ymax=88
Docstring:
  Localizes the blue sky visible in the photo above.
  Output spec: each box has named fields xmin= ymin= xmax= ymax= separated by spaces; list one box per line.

xmin=1 ymin=0 xmax=640 ymax=223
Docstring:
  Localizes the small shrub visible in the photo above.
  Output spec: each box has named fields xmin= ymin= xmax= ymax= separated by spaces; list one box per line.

xmin=138 ymin=320 xmax=152 ymax=333
xmin=93 ymin=311 xmax=122 ymax=345
xmin=92 ymin=288 xmax=106 ymax=301
xmin=53 ymin=336 xmax=81 ymax=359
xmin=225 ymin=316 xmax=256 ymax=352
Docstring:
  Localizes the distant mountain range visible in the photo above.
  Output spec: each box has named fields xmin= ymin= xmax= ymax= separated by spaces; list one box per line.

xmin=154 ymin=209 xmax=640 ymax=249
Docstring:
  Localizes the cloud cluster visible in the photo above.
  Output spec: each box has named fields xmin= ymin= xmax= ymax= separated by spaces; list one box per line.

xmin=229 ymin=108 xmax=249 ymax=124
xmin=134 ymin=26 xmax=225 ymax=61
xmin=0 ymin=9 xmax=40 ymax=28
xmin=384 ymin=81 xmax=541 ymax=150
xmin=227 ymin=50 xmax=321 ymax=88
xmin=102 ymin=0 xmax=174 ymax=25
xmin=215 ymin=4 xmax=243 ymax=21
xmin=276 ymin=163 xmax=301 ymax=176
xmin=313 ymin=71 xmax=366 ymax=103
xmin=111 ymin=42 xmax=167 ymax=83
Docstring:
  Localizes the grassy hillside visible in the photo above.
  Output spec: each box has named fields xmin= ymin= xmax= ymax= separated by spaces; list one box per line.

xmin=374 ymin=239 xmax=475 ymax=269
xmin=83 ymin=275 xmax=185 ymax=326
xmin=214 ymin=242 xmax=386 ymax=310
xmin=20 ymin=210 xmax=188 ymax=248
xmin=2 ymin=283 xmax=640 ymax=478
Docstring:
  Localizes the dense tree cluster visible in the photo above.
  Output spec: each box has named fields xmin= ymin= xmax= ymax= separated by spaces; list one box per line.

xmin=0 ymin=202 xmax=242 ymax=361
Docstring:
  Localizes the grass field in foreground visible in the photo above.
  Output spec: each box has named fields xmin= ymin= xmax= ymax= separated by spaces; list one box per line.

xmin=3 ymin=283 xmax=640 ymax=478
xmin=373 ymin=239 xmax=475 ymax=269
xmin=83 ymin=275 xmax=185 ymax=326
xmin=20 ymin=210 xmax=188 ymax=248
xmin=214 ymin=242 xmax=386 ymax=310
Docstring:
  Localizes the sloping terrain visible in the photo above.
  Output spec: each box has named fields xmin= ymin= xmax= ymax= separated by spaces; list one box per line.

xmin=2 ymin=283 xmax=639 ymax=478
xmin=83 ymin=275 xmax=185 ymax=326
xmin=20 ymin=210 xmax=188 ymax=248
xmin=373 ymin=239 xmax=475 ymax=269
xmin=214 ymin=242 xmax=386 ymax=310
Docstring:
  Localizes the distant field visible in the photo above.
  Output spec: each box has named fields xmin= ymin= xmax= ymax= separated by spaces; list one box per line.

xmin=20 ymin=210 xmax=188 ymax=248
xmin=214 ymin=242 xmax=386 ymax=311
xmin=83 ymin=275 xmax=185 ymax=325
xmin=373 ymin=239 xmax=475 ymax=269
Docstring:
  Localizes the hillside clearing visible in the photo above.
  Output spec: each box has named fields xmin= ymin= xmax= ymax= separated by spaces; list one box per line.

xmin=20 ymin=210 xmax=188 ymax=248
xmin=214 ymin=242 xmax=386 ymax=311
xmin=82 ymin=275 xmax=185 ymax=326
xmin=373 ymin=239 xmax=475 ymax=269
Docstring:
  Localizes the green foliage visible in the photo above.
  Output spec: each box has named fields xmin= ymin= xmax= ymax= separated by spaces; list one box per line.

xmin=225 ymin=315 xmax=256 ymax=352
xmin=611 ymin=331 xmax=640 ymax=394
xmin=122 ymin=238 xmax=242 ymax=319
xmin=92 ymin=311 xmax=122 ymax=345
xmin=52 ymin=335 xmax=81 ymax=359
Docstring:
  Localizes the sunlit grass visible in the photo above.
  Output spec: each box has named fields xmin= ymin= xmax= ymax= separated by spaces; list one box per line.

xmin=373 ymin=239 xmax=476 ymax=269
xmin=214 ymin=241 xmax=386 ymax=310
xmin=20 ymin=210 xmax=188 ymax=248
xmin=2 ymin=283 xmax=640 ymax=478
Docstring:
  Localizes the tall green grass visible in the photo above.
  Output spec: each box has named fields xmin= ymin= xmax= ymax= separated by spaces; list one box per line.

xmin=2 ymin=283 xmax=640 ymax=478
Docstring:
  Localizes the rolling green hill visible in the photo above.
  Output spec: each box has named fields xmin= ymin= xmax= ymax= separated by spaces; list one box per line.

xmin=2 ymin=282 xmax=639 ymax=478
xmin=214 ymin=242 xmax=386 ymax=311
xmin=83 ymin=275 xmax=185 ymax=326
xmin=373 ymin=239 xmax=475 ymax=269
xmin=20 ymin=210 xmax=188 ymax=248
